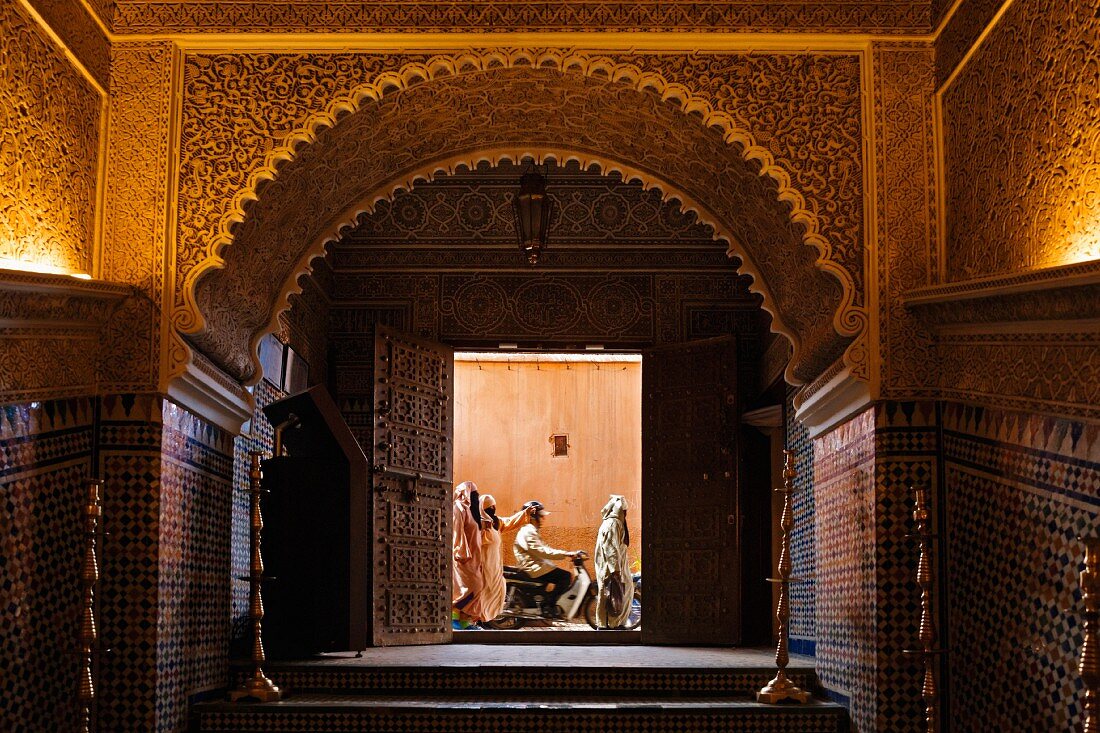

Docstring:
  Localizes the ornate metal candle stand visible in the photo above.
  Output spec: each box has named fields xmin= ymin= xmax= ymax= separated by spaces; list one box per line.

xmin=758 ymin=449 xmax=810 ymax=704
xmin=1081 ymin=537 xmax=1100 ymax=733
xmin=229 ymin=451 xmax=282 ymax=702
xmin=79 ymin=479 xmax=103 ymax=733
xmin=902 ymin=485 xmax=944 ymax=733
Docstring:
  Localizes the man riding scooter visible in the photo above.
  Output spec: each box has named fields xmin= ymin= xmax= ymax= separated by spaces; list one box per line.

xmin=513 ymin=501 xmax=582 ymax=617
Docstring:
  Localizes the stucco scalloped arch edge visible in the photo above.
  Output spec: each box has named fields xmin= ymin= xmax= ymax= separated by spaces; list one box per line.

xmin=250 ymin=146 xmax=807 ymax=387
xmin=173 ymin=49 xmax=865 ymax=380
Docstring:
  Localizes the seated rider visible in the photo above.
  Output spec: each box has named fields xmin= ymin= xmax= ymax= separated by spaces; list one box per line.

xmin=512 ymin=500 xmax=580 ymax=616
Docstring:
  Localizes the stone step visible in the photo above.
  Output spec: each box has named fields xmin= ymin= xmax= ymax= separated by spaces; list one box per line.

xmin=230 ymin=662 xmax=820 ymax=698
xmin=193 ymin=694 xmax=849 ymax=733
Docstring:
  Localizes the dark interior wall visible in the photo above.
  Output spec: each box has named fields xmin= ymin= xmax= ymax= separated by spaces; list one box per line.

xmin=280 ymin=268 xmax=332 ymax=388
xmin=740 ymin=425 xmax=775 ymax=647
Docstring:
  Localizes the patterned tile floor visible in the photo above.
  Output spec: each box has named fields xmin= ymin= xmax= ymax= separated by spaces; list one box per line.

xmin=288 ymin=645 xmax=812 ymax=670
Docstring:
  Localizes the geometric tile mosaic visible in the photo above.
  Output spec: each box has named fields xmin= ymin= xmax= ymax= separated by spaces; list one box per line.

xmin=810 ymin=401 xmax=944 ymax=733
xmin=97 ymin=394 xmax=164 ymax=733
xmin=193 ymin=706 xmax=850 ymax=732
xmin=873 ymin=401 xmax=938 ymax=733
xmin=97 ymin=393 xmax=236 ymax=733
xmin=158 ymin=400 xmax=233 ymax=733
xmin=786 ymin=387 xmax=816 ymax=656
xmin=813 ymin=407 xmax=877 ymax=733
xmin=0 ymin=397 xmax=95 ymax=732
xmin=942 ymin=402 xmax=1100 ymax=733
xmin=12 ymin=387 xmax=1092 ymax=733
xmin=230 ymin=378 xmax=286 ymax=653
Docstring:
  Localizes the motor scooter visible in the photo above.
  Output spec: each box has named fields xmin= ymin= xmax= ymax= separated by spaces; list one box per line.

xmin=485 ymin=551 xmax=597 ymax=629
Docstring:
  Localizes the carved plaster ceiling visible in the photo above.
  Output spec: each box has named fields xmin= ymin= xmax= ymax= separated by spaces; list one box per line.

xmin=337 ymin=158 xmax=720 ymax=248
xmin=110 ymin=0 xmax=932 ymax=34
xmin=181 ymin=60 xmax=860 ymax=386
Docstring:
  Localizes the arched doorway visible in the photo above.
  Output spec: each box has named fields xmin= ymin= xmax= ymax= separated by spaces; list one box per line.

xmin=172 ymin=61 xmax=862 ymax=651
xmin=175 ymin=60 xmax=860 ymax=386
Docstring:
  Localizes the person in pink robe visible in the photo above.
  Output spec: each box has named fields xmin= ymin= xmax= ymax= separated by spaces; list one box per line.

xmin=451 ymin=481 xmax=483 ymax=625
xmin=468 ymin=494 xmax=530 ymax=623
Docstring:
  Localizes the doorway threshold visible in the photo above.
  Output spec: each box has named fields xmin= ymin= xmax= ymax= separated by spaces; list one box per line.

xmin=453 ymin=630 xmax=641 ymax=644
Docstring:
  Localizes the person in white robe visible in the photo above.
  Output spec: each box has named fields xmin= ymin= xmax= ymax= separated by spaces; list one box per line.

xmin=594 ymin=494 xmax=635 ymax=629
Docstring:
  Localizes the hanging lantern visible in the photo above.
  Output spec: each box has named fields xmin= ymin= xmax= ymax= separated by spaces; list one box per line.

xmin=513 ymin=166 xmax=554 ymax=265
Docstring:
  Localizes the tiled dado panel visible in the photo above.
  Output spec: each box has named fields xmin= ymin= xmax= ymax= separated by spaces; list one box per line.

xmin=813 ymin=403 xmax=942 ymax=733
xmin=98 ymin=394 xmax=235 ymax=733
xmin=230 ymin=378 xmax=286 ymax=650
xmin=943 ymin=403 xmax=1100 ymax=733
xmin=873 ymin=402 xmax=939 ymax=733
xmin=159 ymin=401 xmax=233 ymax=733
xmin=813 ymin=407 xmax=876 ymax=730
xmin=0 ymin=397 xmax=95 ymax=732
xmin=786 ymin=387 xmax=816 ymax=656
xmin=98 ymin=393 xmax=164 ymax=732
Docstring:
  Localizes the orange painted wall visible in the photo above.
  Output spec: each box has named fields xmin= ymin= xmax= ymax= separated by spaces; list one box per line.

xmin=453 ymin=356 xmax=642 ymax=570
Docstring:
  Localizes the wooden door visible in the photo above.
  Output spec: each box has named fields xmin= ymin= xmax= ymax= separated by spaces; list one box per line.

xmin=642 ymin=337 xmax=740 ymax=645
xmin=370 ymin=325 xmax=454 ymax=646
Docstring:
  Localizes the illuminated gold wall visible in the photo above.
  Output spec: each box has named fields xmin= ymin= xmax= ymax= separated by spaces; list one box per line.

xmin=0 ymin=0 xmax=103 ymax=276
xmin=942 ymin=0 xmax=1099 ymax=278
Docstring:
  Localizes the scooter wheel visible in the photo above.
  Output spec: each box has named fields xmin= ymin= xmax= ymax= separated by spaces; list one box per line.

xmin=484 ymin=615 xmax=526 ymax=630
xmin=584 ymin=595 xmax=599 ymax=630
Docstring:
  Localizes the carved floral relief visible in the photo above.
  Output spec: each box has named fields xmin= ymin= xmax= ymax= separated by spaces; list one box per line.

xmin=0 ymin=0 xmax=101 ymax=276
xmin=872 ymin=44 xmax=940 ymax=396
xmin=943 ymin=0 xmax=1100 ymax=280
xmin=100 ymin=42 xmax=176 ymax=393
xmin=175 ymin=51 xmax=864 ymax=386
xmin=25 ymin=0 xmax=110 ymax=86
xmin=112 ymin=0 xmax=931 ymax=34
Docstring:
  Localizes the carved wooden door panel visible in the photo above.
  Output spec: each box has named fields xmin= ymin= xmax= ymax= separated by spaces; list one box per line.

xmin=370 ymin=325 xmax=454 ymax=646
xmin=642 ymin=337 xmax=740 ymax=645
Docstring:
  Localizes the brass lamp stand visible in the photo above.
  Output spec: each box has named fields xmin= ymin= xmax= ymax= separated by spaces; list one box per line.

xmin=1081 ymin=537 xmax=1100 ymax=733
xmin=758 ymin=450 xmax=810 ymax=704
xmin=229 ymin=451 xmax=282 ymax=702
xmin=79 ymin=479 xmax=103 ymax=733
xmin=902 ymin=485 xmax=944 ymax=733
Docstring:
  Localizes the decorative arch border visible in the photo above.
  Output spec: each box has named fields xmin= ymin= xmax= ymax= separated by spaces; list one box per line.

xmin=173 ymin=48 xmax=867 ymax=383
xmin=249 ymin=146 xmax=810 ymax=386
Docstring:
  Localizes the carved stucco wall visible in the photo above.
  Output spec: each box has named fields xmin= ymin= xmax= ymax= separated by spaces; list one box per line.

xmin=933 ymin=0 xmax=1004 ymax=86
xmin=341 ymin=158 xmax=721 ymax=246
xmin=278 ymin=270 xmax=330 ymax=386
xmin=0 ymin=0 xmax=125 ymax=404
xmin=173 ymin=51 xmax=864 ymax=388
xmin=0 ymin=0 xmax=102 ymax=275
xmin=100 ymin=41 xmax=176 ymax=393
xmin=25 ymin=0 xmax=110 ymax=86
xmin=915 ymin=0 xmax=1100 ymax=422
xmin=872 ymin=43 xmax=939 ymax=398
xmin=942 ymin=0 xmax=1100 ymax=280
xmin=111 ymin=0 xmax=932 ymax=34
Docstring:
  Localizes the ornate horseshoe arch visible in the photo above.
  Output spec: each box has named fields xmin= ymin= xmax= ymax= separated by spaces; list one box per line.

xmin=251 ymin=147 xmax=805 ymax=382
xmin=171 ymin=49 xmax=867 ymax=393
